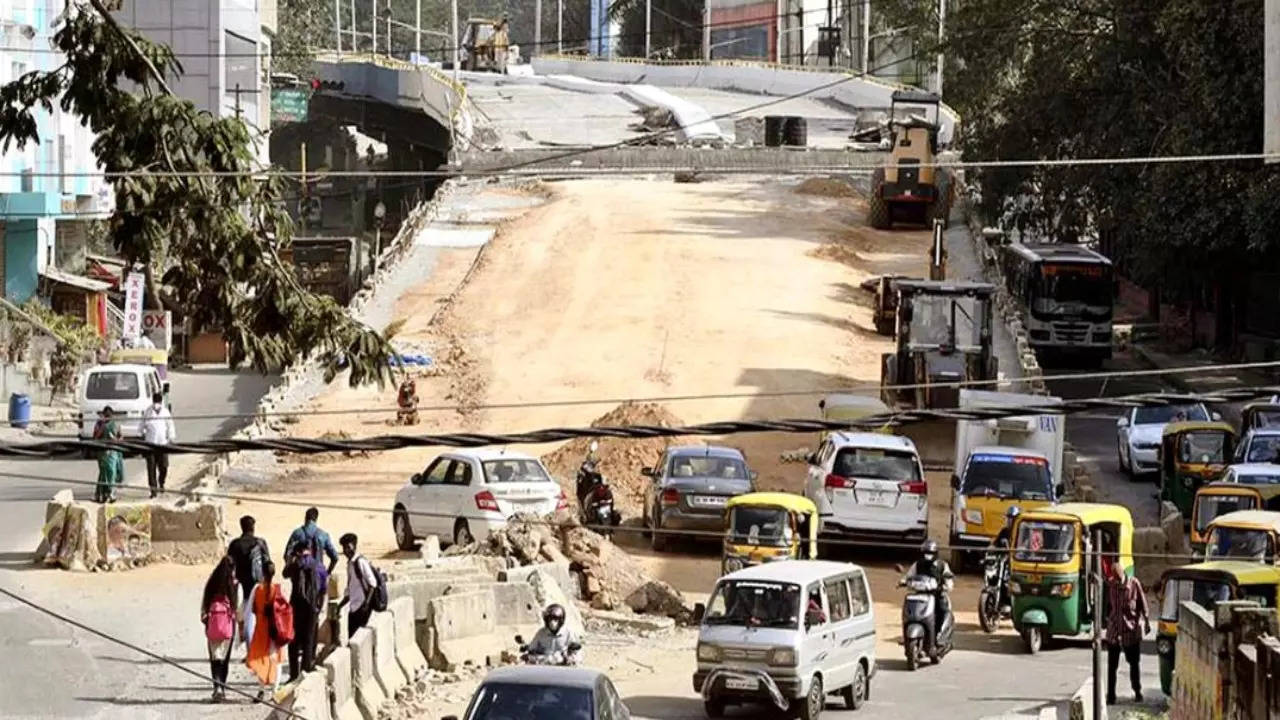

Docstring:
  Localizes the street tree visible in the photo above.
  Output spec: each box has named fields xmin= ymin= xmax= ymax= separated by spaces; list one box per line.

xmin=0 ymin=0 xmax=395 ymax=386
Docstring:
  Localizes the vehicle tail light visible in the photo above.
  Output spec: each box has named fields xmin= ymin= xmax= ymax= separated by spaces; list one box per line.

xmin=825 ymin=473 xmax=854 ymax=489
xmin=474 ymin=490 xmax=500 ymax=512
xmin=661 ymin=487 xmax=680 ymax=506
xmin=899 ymin=480 xmax=927 ymax=495
xmin=555 ymin=489 xmax=569 ymax=512
xmin=593 ymin=485 xmax=610 ymax=500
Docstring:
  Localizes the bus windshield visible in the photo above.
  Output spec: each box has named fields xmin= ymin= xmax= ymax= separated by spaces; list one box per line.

xmin=1037 ymin=263 xmax=1112 ymax=306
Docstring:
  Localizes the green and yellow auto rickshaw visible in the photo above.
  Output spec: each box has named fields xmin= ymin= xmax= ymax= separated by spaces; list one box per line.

xmin=1156 ymin=561 xmax=1280 ymax=695
xmin=1191 ymin=484 xmax=1280 ymax=555
xmin=1159 ymin=421 xmax=1235 ymax=518
xmin=720 ymin=492 xmax=818 ymax=575
xmin=1201 ymin=510 xmax=1280 ymax=564
xmin=1009 ymin=503 xmax=1134 ymax=653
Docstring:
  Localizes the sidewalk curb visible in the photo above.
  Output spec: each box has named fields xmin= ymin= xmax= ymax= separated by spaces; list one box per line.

xmin=1069 ymin=677 xmax=1108 ymax=720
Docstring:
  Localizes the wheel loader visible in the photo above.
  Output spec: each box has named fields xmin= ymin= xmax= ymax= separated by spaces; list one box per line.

xmin=880 ymin=280 xmax=998 ymax=409
xmin=461 ymin=17 xmax=511 ymax=72
xmin=867 ymin=90 xmax=955 ymax=230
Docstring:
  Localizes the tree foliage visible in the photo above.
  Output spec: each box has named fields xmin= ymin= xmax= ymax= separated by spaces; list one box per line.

xmin=0 ymin=0 xmax=395 ymax=386
xmin=881 ymin=0 xmax=1280 ymax=314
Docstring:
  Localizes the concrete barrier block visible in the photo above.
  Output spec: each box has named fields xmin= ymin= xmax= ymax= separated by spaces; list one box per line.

xmin=369 ymin=611 xmax=408 ymax=697
xmin=525 ymin=569 xmax=585 ymax=637
xmin=499 ymin=561 xmax=576 ymax=600
xmin=323 ymin=646 xmax=361 ymax=720
xmin=389 ymin=596 xmax=429 ymax=681
xmin=490 ymin=581 xmax=541 ymax=626
xmin=427 ymin=589 xmax=506 ymax=670
xmin=289 ymin=670 xmax=333 ymax=720
xmin=349 ymin=627 xmax=385 ymax=720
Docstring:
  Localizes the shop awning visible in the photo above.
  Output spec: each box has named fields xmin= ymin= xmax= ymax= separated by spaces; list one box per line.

xmin=40 ymin=266 xmax=111 ymax=293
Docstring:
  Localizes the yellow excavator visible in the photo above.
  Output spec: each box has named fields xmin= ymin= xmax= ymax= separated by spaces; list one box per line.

xmin=461 ymin=16 xmax=511 ymax=72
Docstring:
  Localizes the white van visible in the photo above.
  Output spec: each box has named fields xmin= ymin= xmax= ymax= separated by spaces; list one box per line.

xmin=694 ymin=560 xmax=875 ymax=719
xmin=77 ymin=364 xmax=167 ymax=440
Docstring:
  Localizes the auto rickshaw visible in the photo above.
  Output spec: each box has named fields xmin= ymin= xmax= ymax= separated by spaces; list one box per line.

xmin=109 ymin=347 xmax=169 ymax=381
xmin=818 ymin=394 xmax=892 ymax=433
xmin=1009 ymin=503 xmax=1134 ymax=654
xmin=721 ymin=492 xmax=818 ymax=575
xmin=1201 ymin=510 xmax=1280 ymax=564
xmin=1191 ymin=483 xmax=1280 ymax=555
xmin=1242 ymin=403 xmax=1280 ymax=431
xmin=1159 ymin=421 xmax=1235 ymax=518
xmin=1156 ymin=561 xmax=1280 ymax=695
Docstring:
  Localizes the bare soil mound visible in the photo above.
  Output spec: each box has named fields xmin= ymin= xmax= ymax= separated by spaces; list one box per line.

xmin=794 ymin=177 xmax=857 ymax=198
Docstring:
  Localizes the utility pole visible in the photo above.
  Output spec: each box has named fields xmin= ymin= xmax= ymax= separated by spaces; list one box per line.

xmin=415 ymin=0 xmax=421 ymax=57
xmin=702 ymin=2 xmax=711 ymax=61
xmin=558 ymin=0 xmax=563 ymax=54
xmin=645 ymin=0 xmax=651 ymax=58
xmin=386 ymin=0 xmax=393 ymax=58
xmin=372 ymin=0 xmax=377 ymax=55
xmin=536 ymin=0 xmax=542 ymax=57
xmin=451 ymin=0 xmax=459 ymax=82
xmin=862 ymin=0 xmax=871 ymax=74
xmin=300 ymin=142 xmax=308 ymax=233
xmin=1092 ymin=527 xmax=1104 ymax=720
xmin=350 ymin=0 xmax=357 ymax=51
xmin=936 ymin=0 xmax=945 ymax=96
xmin=335 ymin=0 xmax=343 ymax=54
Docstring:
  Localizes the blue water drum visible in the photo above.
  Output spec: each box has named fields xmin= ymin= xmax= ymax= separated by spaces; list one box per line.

xmin=8 ymin=392 xmax=31 ymax=429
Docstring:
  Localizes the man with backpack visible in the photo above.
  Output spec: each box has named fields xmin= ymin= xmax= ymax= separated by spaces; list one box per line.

xmin=227 ymin=516 xmax=270 ymax=602
xmin=284 ymin=507 xmax=339 ymax=583
xmin=283 ymin=543 xmax=326 ymax=682
xmin=339 ymin=533 xmax=385 ymax=639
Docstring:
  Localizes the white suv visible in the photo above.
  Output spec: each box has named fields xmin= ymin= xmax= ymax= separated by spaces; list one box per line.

xmin=804 ymin=432 xmax=928 ymax=542
xmin=393 ymin=449 xmax=567 ymax=550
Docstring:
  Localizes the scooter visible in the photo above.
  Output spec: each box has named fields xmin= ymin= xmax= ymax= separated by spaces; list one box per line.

xmin=899 ymin=573 xmax=954 ymax=671
xmin=576 ymin=441 xmax=621 ymax=536
xmin=514 ymin=634 xmax=583 ymax=666
xmin=978 ymin=550 xmax=1012 ymax=633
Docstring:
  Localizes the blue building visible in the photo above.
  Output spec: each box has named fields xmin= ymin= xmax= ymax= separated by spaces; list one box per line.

xmin=0 ymin=0 xmax=112 ymax=306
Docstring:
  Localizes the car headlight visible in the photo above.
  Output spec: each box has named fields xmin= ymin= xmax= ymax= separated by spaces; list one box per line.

xmin=1157 ymin=638 xmax=1173 ymax=655
xmin=1183 ymin=477 xmax=1193 ymax=488
xmin=697 ymin=643 xmax=722 ymax=662
xmin=964 ymin=509 xmax=983 ymax=525
xmin=1009 ymin=581 xmax=1023 ymax=595
xmin=1049 ymin=582 xmax=1074 ymax=597
xmin=769 ymin=648 xmax=797 ymax=666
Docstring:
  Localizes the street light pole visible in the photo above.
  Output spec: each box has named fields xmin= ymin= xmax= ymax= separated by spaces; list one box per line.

xmin=536 ymin=0 xmax=542 ymax=57
xmin=451 ymin=0 xmax=459 ymax=82
xmin=702 ymin=2 xmax=710 ymax=60
xmin=862 ymin=0 xmax=870 ymax=74
xmin=645 ymin=0 xmax=651 ymax=58
xmin=350 ymin=0 xmax=357 ymax=51
xmin=558 ymin=0 xmax=563 ymax=54
xmin=334 ymin=0 xmax=342 ymax=54
xmin=415 ymin=0 xmax=421 ymax=57
xmin=936 ymin=0 xmax=945 ymax=96
xmin=371 ymin=0 xmax=377 ymax=55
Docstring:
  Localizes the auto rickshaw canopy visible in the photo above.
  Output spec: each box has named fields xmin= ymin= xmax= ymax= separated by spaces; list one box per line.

xmin=1159 ymin=559 xmax=1280 ymax=591
xmin=1011 ymin=502 xmax=1134 ymax=572
xmin=1206 ymin=509 xmax=1280 ymax=535
xmin=726 ymin=492 xmax=818 ymax=516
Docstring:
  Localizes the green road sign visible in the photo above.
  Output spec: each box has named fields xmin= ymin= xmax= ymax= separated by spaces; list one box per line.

xmin=271 ymin=88 xmax=310 ymax=124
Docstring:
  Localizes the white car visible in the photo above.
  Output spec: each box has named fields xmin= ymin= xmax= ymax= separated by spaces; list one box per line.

xmin=1222 ymin=463 xmax=1280 ymax=486
xmin=393 ymin=449 xmax=567 ymax=550
xmin=1116 ymin=402 xmax=1214 ymax=479
xmin=804 ymin=432 xmax=928 ymax=542
xmin=1233 ymin=430 xmax=1280 ymax=465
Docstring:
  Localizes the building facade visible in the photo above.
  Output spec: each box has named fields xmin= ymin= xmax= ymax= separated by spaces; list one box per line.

xmin=0 ymin=0 xmax=112 ymax=305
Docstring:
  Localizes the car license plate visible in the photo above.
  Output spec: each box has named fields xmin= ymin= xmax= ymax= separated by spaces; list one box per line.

xmin=862 ymin=490 xmax=895 ymax=508
xmin=833 ymin=488 xmax=853 ymax=499
xmin=693 ymin=495 xmax=727 ymax=507
xmin=725 ymin=677 xmax=759 ymax=691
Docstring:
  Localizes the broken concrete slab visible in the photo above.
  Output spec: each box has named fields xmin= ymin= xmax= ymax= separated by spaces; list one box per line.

xmin=583 ymin=608 xmax=676 ymax=636
xmin=349 ymin=626 xmax=385 ymax=720
xmin=389 ymin=596 xmax=429 ymax=681
xmin=369 ymin=611 xmax=408 ymax=697
xmin=323 ymin=646 xmax=361 ymax=720
xmin=289 ymin=669 xmax=333 ymax=720
xmin=427 ymin=589 xmax=505 ymax=671
xmin=499 ymin=561 xmax=576 ymax=601
xmin=525 ymin=569 xmax=584 ymax=637
xmin=419 ymin=535 xmax=441 ymax=563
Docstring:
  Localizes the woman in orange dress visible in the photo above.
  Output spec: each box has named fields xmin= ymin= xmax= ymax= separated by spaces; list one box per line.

xmin=242 ymin=559 xmax=284 ymax=700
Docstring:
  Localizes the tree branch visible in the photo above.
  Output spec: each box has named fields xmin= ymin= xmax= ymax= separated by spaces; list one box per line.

xmin=87 ymin=0 xmax=173 ymax=97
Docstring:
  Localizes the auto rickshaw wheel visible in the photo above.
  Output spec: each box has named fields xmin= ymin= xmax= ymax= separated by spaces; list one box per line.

xmin=1022 ymin=626 xmax=1044 ymax=654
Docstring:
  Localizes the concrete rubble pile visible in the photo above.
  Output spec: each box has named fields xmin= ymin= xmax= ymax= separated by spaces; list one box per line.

xmin=480 ymin=513 xmax=694 ymax=623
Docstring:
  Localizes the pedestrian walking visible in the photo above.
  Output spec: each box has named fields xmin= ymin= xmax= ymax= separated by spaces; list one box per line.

xmin=284 ymin=507 xmax=339 ymax=582
xmin=1105 ymin=559 xmax=1150 ymax=704
xmin=339 ymin=533 xmax=378 ymax=639
xmin=227 ymin=515 xmax=270 ymax=603
xmin=141 ymin=391 xmax=176 ymax=498
xmin=243 ymin=560 xmax=286 ymax=701
xmin=201 ymin=555 xmax=239 ymax=703
xmin=92 ymin=407 xmax=124 ymax=503
xmin=283 ymin=544 xmax=326 ymax=681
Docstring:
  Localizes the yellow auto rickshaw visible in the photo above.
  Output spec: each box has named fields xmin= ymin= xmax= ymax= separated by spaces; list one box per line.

xmin=817 ymin=394 xmax=892 ymax=435
xmin=1156 ymin=561 xmax=1280 ymax=695
xmin=1201 ymin=510 xmax=1280 ymax=564
xmin=1191 ymin=483 xmax=1280 ymax=555
xmin=721 ymin=493 xmax=818 ymax=575
xmin=1159 ymin=421 xmax=1235 ymax=519
xmin=1009 ymin=503 xmax=1134 ymax=654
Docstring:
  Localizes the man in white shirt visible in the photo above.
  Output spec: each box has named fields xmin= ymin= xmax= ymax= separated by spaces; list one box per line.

xmin=339 ymin=533 xmax=378 ymax=639
xmin=140 ymin=392 xmax=176 ymax=498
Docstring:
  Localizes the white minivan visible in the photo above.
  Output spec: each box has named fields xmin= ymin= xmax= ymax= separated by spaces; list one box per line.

xmin=694 ymin=560 xmax=875 ymax=719
xmin=77 ymin=364 xmax=168 ymax=440
xmin=804 ymin=432 xmax=928 ymax=542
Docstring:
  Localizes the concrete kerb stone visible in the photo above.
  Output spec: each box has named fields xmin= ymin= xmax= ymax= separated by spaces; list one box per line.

xmin=288 ymin=670 xmax=333 ymax=720
xmin=322 ymin=646 xmax=361 ymax=720
xmin=349 ymin=627 xmax=385 ymax=720
xmin=1068 ymin=676 xmax=1105 ymax=720
xmin=369 ymin=610 xmax=408 ymax=698
xmin=388 ymin=596 xmax=429 ymax=681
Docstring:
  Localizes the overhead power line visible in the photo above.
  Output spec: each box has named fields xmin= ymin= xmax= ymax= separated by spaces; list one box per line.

xmin=18 ymin=358 xmax=1280 ymax=427
xmin=7 ymin=386 xmax=1279 ymax=459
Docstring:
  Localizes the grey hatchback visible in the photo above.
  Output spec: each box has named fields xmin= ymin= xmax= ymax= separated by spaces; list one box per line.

xmin=642 ymin=445 xmax=757 ymax=552
xmin=443 ymin=666 xmax=630 ymax=720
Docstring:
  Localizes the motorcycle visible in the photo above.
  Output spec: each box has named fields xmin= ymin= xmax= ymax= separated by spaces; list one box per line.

xmin=978 ymin=550 xmax=1012 ymax=633
xmin=576 ymin=441 xmax=621 ymax=536
xmin=396 ymin=377 xmax=419 ymax=425
xmin=514 ymin=634 xmax=583 ymax=666
xmin=898 ymin=572 xmax=954 ymax=671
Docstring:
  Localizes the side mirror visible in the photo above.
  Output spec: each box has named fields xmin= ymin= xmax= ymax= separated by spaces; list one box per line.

xmin=1212 ymin=411 xmax=1223 ymax=421
xmin=567 ymin=642 xmax=583 ymax=654
xmin=750 ymin=471 xmax=759 ymax=481
xmin=894 ymin=563 xmax=905 ymax=574
xmin=806 ymin=453 xmax=819 ymax=465
xmin=443 ymin=716 xmax=460 ymax=720
xmin=817 ymin=399 xmax=826 ymax=410
xmin=411 ymin=473 xmax=423 ymax=485
xmin=162 ymin=382 xmax=171 ymax=394
xmin=641 ymin=467 xmax=654 ymax=477
xmin=1117 ymin=417 xmax=1129 ymax=429
xmin=950 ymin=474 xmax=960 ymax=490
xmin=513 ymin=634 xmax=524 ymax=645
xmin=693 ymin=602 xmax=706 ymax=623
xmin=1055 ymin=483 xmax=1065 ymax=499
xmin=589 ymin=440 xmax=599 ymax=453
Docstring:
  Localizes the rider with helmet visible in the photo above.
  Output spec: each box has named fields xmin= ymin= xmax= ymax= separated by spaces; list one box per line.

xmin=525 ymin=604 xmax=584 ymax=666
xmin=904 ymin=539 xmax=955 ymax=630
xmin=988 ymin=506 xmax=1021 ymax=612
